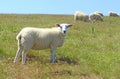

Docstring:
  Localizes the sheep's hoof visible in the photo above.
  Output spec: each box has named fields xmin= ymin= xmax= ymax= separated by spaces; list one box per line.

xmin=22 ymin=62 xmax=26 ymax=64
xmin=50 ymin=60 xmax=56 ymax=63
xmin=13 ymin=60 xmax=17 ymax=64
xmin=13 ymin=62 xmax=16 ymax=64
xmin=22 ymin=63 xmax=26 ymax=65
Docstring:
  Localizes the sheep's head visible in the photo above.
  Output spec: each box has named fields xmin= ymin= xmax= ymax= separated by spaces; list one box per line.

xmin=56 ymin=23 xmax=72 ymax=35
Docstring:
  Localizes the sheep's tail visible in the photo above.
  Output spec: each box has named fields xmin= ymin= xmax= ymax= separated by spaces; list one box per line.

xmin=16 ymin=33 xmax=22 ymax=40
xmin=16 ymin=33 xmax=22 ymax=45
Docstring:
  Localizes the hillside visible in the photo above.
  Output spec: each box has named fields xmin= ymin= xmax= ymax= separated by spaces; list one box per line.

xmin=0 ymin=14 xmax=120 ymax=79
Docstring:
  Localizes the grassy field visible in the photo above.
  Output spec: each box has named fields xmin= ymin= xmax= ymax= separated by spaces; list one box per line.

xmin=0 ymin=14 xmax=120 ymax=79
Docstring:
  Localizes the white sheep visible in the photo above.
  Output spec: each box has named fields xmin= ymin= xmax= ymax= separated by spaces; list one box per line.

xmin=74 ymin=11 xmax=89 ymax=22
xmin=14 ymin=23 xmax=72 ymax=64
xmin=109 ymin=12 xmax=119 ymax=17
xmin=89 ymin=13 xmax=103 ymax=22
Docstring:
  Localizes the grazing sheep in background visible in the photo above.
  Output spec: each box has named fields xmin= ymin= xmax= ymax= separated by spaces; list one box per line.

xmin=109 ymin=12 xmax=119 ymax=17
xmin=93 ymin=11 xmax=104 ymax=16
xmin=74 ymin=11 xmax=89 ymax=22
xmin=89 ymin=13 xmax=103 ymax=22
xmin=14 ymin=23 xmax=72 ymax=64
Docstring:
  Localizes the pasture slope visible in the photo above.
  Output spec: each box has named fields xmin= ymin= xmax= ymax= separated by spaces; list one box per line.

xmin=0 ymin=14 xmax=120 ymax=79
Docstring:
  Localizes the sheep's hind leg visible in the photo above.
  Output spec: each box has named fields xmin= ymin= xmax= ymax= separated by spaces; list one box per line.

xmin=22 ymin=50 xmax=27 ymax=64
xmin=14 ymin=47 xmax=23 ymax=64
xmin=50 ymin=49 xmax=56 ymax=63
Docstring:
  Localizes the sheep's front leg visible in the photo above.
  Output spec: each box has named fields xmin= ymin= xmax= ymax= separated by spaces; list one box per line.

xmin=14 ymin=47 xmax=23 ymax=64
xmin=50 ymin=49 xmax=56 ymax=63
xmin=22 ymin=50 xmax=27 ymax=64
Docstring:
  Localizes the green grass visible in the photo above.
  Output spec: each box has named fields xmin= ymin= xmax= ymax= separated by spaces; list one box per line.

xmin=0 ymin=14 xmax=120 ymax=79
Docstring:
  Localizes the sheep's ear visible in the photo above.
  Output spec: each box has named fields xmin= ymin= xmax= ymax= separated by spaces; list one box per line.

xmin=55 ymin=24 xmax=60 ymax=27
xmin=68 ymin=24 xmax=72 ymax=27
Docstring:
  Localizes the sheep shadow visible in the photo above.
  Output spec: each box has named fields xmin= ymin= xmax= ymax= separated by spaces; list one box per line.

xmin=26 ymin=54 xmax=50 ymax=64
xmin=57 ymin=57 xmax=79 ymax=65
xmin=27 ymin=54 xmax=38 ymax=61
xmin=26 ymin=54 xmax=79 ymax=65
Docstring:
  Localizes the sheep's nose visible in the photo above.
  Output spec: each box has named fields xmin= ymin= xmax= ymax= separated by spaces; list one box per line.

xmin=64 ymin=31 xmax=66 ymax=34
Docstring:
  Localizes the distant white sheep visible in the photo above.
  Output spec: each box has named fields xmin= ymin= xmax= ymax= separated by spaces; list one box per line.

xmin=93 ymin=11 xmax=104 ymax=16
xmin=14 ymin=23 xmax=72 ymax=64
xmin=109 ymin=12 xmax=119 ymax=17
xmin=89 ymin=13 xmax=103 ymax=22
xmin=74 ymin=11 xmax=89 ymax=22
